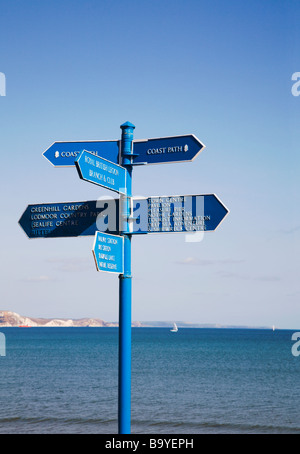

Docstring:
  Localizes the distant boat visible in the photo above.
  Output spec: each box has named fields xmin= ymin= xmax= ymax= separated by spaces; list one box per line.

xmin=272 ymin=325 xmax=275 ymax=331
xmin=170 ymin=323 xmax=178 ymax=332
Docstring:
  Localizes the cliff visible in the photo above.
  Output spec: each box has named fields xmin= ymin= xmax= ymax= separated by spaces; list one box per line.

xmin=0 ymin=311 xmax=125 ymax=327
xmin=0 ymin=311 xmax=270 ymax=329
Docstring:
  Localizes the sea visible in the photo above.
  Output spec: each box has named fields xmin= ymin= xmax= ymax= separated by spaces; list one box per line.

xmin=0 ymin=327 xmax=299 ymax=435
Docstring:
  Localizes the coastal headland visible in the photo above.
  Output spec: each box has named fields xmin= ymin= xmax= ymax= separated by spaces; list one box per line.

xmin=0 ymin=311 xmax=271 ymax=329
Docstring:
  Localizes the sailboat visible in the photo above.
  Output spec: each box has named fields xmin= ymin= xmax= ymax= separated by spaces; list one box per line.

xmin=170 ymin=323 xmax=178 ymax=332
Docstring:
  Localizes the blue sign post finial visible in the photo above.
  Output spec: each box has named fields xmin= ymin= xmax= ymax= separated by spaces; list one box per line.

xmin=118 ymin=121 xmax=135 ymax=434
xmin=120 ymin=122 xmax=136 ymax=161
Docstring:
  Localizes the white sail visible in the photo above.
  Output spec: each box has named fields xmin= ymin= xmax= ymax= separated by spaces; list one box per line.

xmin=170 ymin=323 xmax=178 ymax=332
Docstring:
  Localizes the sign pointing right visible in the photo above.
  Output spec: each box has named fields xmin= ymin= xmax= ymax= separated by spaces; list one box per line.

xmin=132 ymin=194 xmax=229 ymax=233
xmin=132 ymin=134 xmax=205 ymax=165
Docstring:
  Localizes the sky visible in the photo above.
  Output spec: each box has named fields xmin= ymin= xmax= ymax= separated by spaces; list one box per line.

xmin=0 ymin=0 xmax=299 ymax=328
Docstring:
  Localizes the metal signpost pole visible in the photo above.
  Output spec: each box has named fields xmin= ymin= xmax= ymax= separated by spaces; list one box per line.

xmin=118 ymin=121 xmax=135 ymax=434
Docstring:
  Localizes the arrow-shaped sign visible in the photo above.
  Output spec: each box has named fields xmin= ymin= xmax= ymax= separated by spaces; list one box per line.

xmin=19 ymin=194 xmax=228 ymax=239
xmin=75 ymin=150 xmax=127 ymax=195
xmin=132 ymin=194 xmax=229 ymax=233
xmin=43 ymin=140 xmax=120 ymax=167
xmin=18 ymin=200 xmax=120 ymax=239
xmin=132 ymin=135 xmax=205 ymax=165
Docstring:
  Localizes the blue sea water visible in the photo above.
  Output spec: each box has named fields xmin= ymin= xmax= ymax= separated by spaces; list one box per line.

xmin=0 ymin=327 xmax=299 ymax=434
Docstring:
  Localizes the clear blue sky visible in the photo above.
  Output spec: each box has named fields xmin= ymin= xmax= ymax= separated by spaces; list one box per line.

xmin=0 ymin=0 xmax=299 ymax=328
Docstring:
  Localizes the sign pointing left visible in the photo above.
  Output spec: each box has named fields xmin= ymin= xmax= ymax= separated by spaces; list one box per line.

xmin=43 ymin=140 xmax=120 ymax=167
xmin=18 ymin=200 xmax=120 ymax=238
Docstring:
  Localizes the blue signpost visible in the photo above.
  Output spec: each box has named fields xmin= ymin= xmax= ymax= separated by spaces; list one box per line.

xmin=19 ymin=121 xmax=229 ymax=435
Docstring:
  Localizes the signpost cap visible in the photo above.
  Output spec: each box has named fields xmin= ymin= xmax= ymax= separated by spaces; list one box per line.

xmin=120 ymin=121 xmax=135 ymax=130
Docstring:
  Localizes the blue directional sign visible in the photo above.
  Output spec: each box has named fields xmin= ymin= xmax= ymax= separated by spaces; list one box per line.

xmin=131 ymin=194 xmax=229 ymax=233
xmin=75 ymin=150 xmax=127 ymax=195
xmin=92 ymin=231 xmax=124 ymax=274
xmin=43 ymin=140 xmax=120 ymax=167
xmin=18 ymin=200 xmax=120 ymax=238
xmin=132 ymin=135 xmax=205 ymax=165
